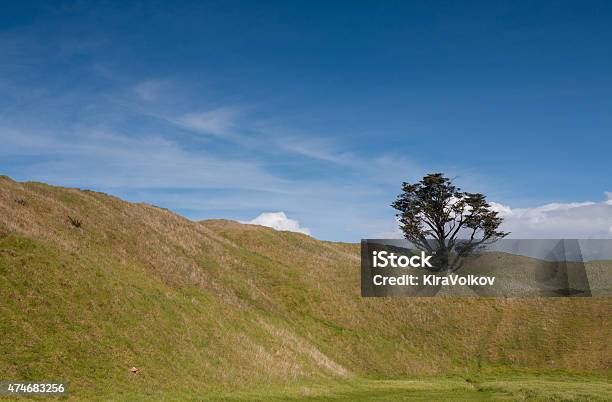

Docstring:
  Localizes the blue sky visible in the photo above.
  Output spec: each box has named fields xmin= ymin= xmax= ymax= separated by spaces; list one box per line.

xmin=1 ymin=1 xmax=612 ymax=241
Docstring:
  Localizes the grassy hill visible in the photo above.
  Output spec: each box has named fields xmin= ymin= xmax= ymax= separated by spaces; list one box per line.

xmin=0 ymin=176 xmax=610 ymax=400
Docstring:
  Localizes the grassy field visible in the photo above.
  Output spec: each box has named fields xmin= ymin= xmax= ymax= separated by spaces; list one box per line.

xmin=212 ymin=375 xmax=612 ymax=401
xmin=58 ymin=375 xmax=607 ymax=401
xmin=0 ymin=176 xmax=610 ymax=400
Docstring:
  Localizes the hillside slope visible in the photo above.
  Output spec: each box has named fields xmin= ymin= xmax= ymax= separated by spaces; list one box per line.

xmin=0 ymin=176 xmax=610 ymax=399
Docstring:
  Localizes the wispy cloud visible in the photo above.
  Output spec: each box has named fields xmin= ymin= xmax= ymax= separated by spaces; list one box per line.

xmin=278 ymin=136 xmax=355 ymax=164
xmin=0 ymin=126 xmax=284 ymax=191
xmin=2 ymin=62 xmax=610 ymax=241
xmin=132 ymin=80 xmax=168 ymax=101
xmin=176 ymin=107 xmax=241 ymax=137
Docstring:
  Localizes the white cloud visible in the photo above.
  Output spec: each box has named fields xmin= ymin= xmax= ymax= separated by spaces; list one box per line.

xmin=176 ymin=107 xmax=239 ymax=137
xmin=492 ymin=195 xmax=612 ymax=238
xmin=489 ymin=201 xmax=513 ymax=217
xmin=388 ymin=197 xmax=612 ymax=240
xmin=243 ymin=212 xmax=310 ymax=235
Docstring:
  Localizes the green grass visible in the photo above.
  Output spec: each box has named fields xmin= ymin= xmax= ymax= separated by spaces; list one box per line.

xmin=56 ymin=376 xmax=609 ymax=401
xmin=214 ymin=376 xmax=611 ymax=401
xmin=0 ymin=176 xmax=610 ymax=400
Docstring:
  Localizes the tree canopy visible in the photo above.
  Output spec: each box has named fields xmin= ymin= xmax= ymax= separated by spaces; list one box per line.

xmin=391 ymin=173 xmax=509 ymax=272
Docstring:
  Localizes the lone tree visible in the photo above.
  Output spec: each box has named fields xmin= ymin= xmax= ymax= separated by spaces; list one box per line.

xmin=391 ymin=173 xmax=509 ymax=272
